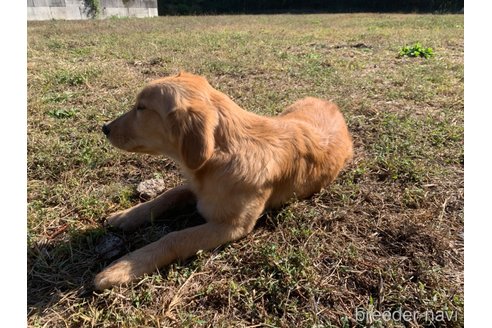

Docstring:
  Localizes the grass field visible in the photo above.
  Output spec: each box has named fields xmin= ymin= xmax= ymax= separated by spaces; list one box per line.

xmin=27 ymin=14 xmax=464 ymax=327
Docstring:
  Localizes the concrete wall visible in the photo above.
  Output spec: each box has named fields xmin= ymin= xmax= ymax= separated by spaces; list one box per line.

xmin=27 ymin=0 xmax=158 ymax=21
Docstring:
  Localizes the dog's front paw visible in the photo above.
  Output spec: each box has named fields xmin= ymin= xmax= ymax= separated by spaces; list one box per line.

xmin=94 ymin=259 xmax=137 ymax=291
xmin=106 ymin=208 xmax=146 ymax=231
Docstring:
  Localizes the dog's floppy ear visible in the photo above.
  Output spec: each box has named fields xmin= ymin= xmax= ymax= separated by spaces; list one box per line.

xmin=168 ymin=104 xmax=216 ymax=170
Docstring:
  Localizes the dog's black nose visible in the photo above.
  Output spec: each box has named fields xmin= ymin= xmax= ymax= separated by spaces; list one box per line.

xmin=102 ymin=124 xmax=110 ymax=136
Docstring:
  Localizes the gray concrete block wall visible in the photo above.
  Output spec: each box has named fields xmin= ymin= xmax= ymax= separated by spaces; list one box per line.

xmin=27 ymin=0 xmax=158 ymax=20
xmin=65 ymin=0 xmax=83 ymax=5
xmin=28 ymin=0 xmax=50 ymax=6
xmin=49 ymin=0 xmax=66 ymax=7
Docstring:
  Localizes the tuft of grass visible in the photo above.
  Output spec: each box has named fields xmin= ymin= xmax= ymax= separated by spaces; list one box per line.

xmin=53 ymin=70 xmax=88 ymax=86
xmin=42 ymin=91 xmax=74 ymax=104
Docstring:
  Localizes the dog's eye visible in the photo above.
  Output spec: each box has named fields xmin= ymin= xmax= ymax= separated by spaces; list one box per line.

xmin=136 ymin=106 xmax=144 ymax=111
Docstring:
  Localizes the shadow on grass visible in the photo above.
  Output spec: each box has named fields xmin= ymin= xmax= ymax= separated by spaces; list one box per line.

xmin=27 ymin=206 xmax=206 ymax=315
xmin=27 ymin=203 xmax=288 ymax=316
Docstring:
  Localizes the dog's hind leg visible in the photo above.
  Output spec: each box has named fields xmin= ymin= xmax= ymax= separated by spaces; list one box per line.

xmin=106 ymin=184 xmax=196 ymax=231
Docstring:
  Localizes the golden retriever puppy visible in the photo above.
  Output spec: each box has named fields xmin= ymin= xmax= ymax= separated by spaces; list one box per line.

xmin=95 ymin=72 xmax=353 ymax=290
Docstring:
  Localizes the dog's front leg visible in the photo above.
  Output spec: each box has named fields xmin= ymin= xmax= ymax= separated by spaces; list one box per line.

xmin=94 ymin=218 xmax=258 ymax=290
xmin=106 ymin=184 xmax=196 ymax=231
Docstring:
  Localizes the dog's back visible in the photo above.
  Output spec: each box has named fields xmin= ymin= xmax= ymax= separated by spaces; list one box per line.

xmin=280 ymin=97 xmax=352 ymax=146
xmin=265 ymin=97 xmax=353 ymax=207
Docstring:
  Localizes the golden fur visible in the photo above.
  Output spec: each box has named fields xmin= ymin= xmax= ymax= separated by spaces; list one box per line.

xmin=94 ymin=72 xmax=353 ymax=290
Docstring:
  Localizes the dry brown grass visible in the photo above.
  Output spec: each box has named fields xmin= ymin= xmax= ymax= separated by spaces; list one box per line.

xmin=28 ymin=14 xmax=463 ymax=327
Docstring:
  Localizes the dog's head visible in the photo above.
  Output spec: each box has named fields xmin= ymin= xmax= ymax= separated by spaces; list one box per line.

xmin=102 ymin=72 xmax=218 ymax=170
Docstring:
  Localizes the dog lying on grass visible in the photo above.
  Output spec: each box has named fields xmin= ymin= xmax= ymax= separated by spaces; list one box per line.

xmin=95 ymin=72 xmax=353 ymax=290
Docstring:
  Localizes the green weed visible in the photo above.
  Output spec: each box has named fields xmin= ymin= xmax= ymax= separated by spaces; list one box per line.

xmin=399 ymin=42 xmax=434 ymax=58
xmin=47 ymin=107 xmax=77 ymax=119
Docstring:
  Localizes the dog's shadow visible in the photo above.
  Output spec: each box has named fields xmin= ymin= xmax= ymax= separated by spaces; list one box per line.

xmin=27 ymin=205 xmax=207 ymax=314
xmin=27 ymin=204 xmax=284 ymax=315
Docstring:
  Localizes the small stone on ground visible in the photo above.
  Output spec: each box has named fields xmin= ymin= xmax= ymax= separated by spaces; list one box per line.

xmin=137 ymin=178 xmax=167 ymax=199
